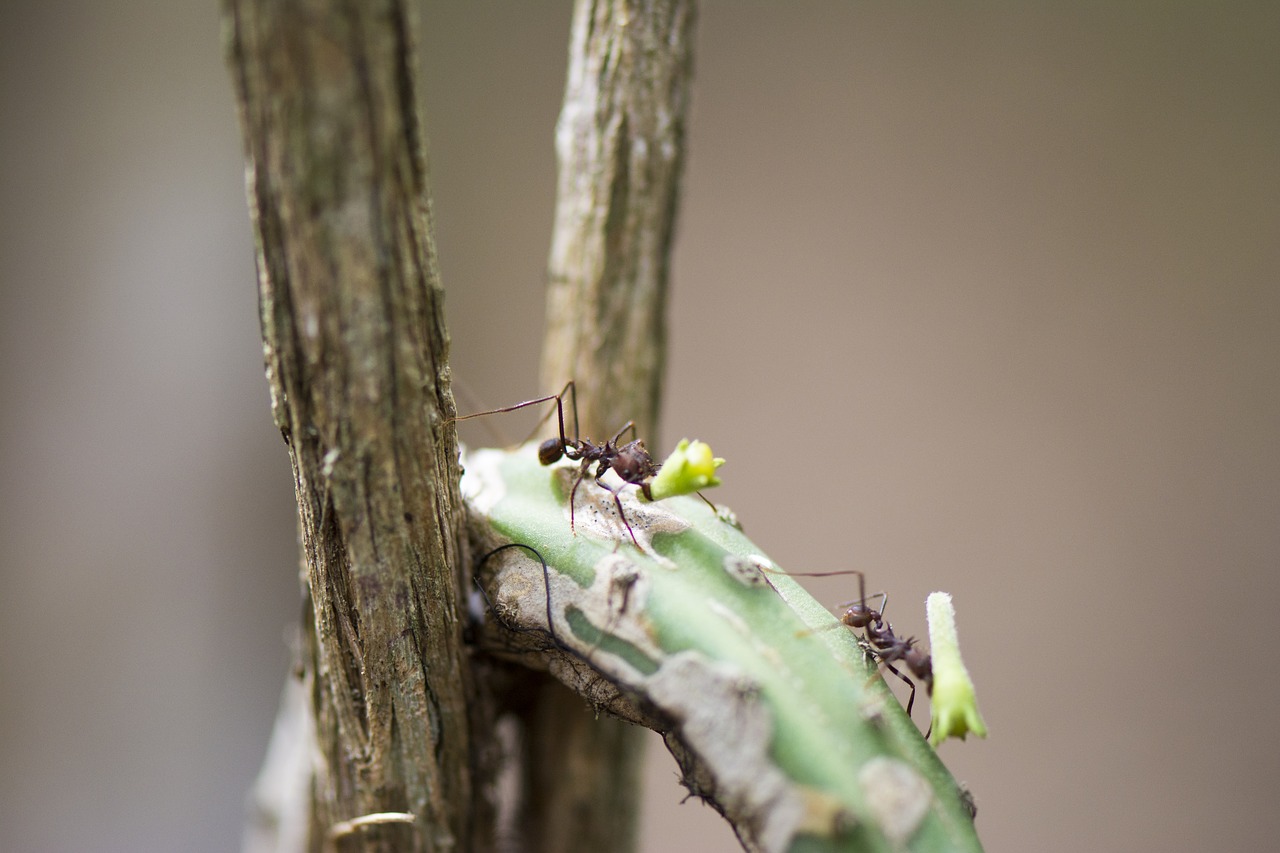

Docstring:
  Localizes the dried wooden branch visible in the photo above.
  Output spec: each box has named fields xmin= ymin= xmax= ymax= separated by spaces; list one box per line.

xmin=542 ymin=0 xmax=697 ymax=443
xmin=225 ymin=2 xmax=487 ymax=850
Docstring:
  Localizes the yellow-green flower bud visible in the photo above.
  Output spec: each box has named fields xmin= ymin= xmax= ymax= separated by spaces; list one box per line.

xmin=644 ymin=439 xmax=725 ymax=501
xmin=926 ymin=592 xmax=987 ymax=747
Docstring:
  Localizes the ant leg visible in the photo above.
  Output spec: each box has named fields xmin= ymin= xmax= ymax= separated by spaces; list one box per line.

xmin=453 ymin=391 xmax=561 ymax=423
xmin=450 ymin=377 xmax=509 ymax=445
xmin=561 ymin=380 xmax=580 ymax=444
xmin=532 ymin=380 xmax=576 ymax=453
xmin=522 ymin=379 xmax=577 ymax=446
xmin=454 ymin=386 xmax=573 ymax=454
xmin=794 ymin=621 xmax=849 ymax=640
xmin=695 ymin=490 xmax=718 ymax=512
xmin=836 ymin=591 xmax=887 ymax=614
xmin=827 ymin=572 xmax=889 ymax=623
xmin=595 ymin=474 xmax=642 ymax=549
xmin=880 ymin=659 xmax=918 ymax=717
xmin=567 ymin=459 xmax=592 ymax=536
xmin=775 ymin=568 xmax=880 ymax=608
xmin=785 ymin=568 xmax=867 ymax=580
xmin=771 ymin=567 xmax=888 ymax=618
xmin=550 ymin=381 xmax=571 ymax=449
xmin=612 ymin=490 xmax=641 ymax=549
xmin=608 ymin=419 xmax=637 ymax=445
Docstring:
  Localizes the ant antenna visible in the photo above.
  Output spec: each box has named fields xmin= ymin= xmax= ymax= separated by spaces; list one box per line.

xmin=449 ymin=376 xmax=510 ymax=446
xmin=453 ymin=380 xmax=578 ymax=450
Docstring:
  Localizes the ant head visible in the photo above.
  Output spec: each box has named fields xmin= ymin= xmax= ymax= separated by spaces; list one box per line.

xmin=841 ymin=603 xmax=878 ymax=630
xmin=538 ymin=437 xmax=565 ymax=465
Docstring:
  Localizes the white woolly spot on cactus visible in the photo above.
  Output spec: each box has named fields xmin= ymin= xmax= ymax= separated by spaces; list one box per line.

xmin=458 ymin=446 xmax=507 ymax=514
xmin=722 ymin=554 xmax=770 ymax=587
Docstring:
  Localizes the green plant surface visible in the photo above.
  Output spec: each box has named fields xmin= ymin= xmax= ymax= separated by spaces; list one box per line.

xmin=463 ymin=443 xmax=984 ymax=853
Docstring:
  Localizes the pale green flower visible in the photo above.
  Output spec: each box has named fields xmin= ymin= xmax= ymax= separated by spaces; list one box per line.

xmin=926 ymin=592 xmax=987 ymax=747
xmin=644 ymin=439 xmax=725 ymax=501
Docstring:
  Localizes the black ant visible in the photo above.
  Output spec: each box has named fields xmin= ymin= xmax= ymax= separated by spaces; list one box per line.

xmin=785 ymin=567 xmax=933 ymax=726
xmin=455 ymin=380 xmax=659 ymax=549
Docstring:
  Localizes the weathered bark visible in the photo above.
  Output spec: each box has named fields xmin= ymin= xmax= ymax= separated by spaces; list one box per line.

xmin=525 ymin=2 xmax=698 ymax=852
xmin=225 ymin=2 xmax=487 ymax=851
xmin=541 ymin=0 xmax=697 ymax=443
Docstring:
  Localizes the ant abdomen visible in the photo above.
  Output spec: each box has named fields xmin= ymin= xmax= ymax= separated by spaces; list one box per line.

xmin=905 ymin=647 xmax=933 ymax=687
xmin=538 ymin=437 xmax=565 ymax=465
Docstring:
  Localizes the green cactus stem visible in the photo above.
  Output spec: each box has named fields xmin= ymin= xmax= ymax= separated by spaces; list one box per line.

xmin=463 ymin=443 xmax=984 ymax=853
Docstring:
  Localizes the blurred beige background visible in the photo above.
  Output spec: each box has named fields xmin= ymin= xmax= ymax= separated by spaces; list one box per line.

xmin=3 ymin=2 xmax=1277 ymax=851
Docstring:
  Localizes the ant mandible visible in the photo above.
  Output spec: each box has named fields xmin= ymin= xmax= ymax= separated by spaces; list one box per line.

xmin=455 ymin=380 xmax=658 ymax=549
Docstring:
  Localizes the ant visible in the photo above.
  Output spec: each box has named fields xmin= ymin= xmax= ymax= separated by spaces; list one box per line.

xmin=841 ymin=571 xmax=933 ymax=724
xmin=786 ymin=567 xmax=934 ymax=726
xmin=455 ymin=380 xmax=659 ymax=549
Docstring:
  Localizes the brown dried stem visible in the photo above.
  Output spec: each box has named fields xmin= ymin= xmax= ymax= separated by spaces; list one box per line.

xmin=541 ymin=0 xmax=697 ymax=444
xmin=225 ymin=2 xmax=487 ymax=850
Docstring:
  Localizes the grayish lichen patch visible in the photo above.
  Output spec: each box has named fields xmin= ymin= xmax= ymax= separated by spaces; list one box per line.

xmin=488 ymin=546 xmax=663 ymax=679
xmin=858 ymin=757 xmax=932 ymax=844
xmin=858 ymin=693 xmax=890 ymax=726
xmin=554 ymin=467 xmax=688 ymax=563
xmin=596 ymin=553 xmax=645 ymax=621
xmin=645 ymin=652 xmax=810 ymax=853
